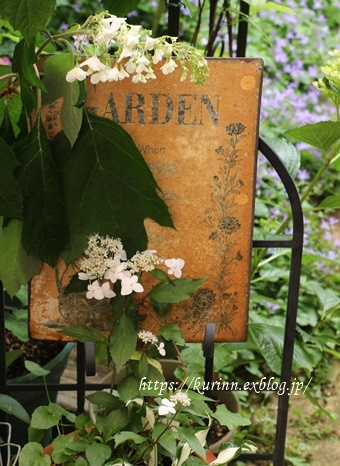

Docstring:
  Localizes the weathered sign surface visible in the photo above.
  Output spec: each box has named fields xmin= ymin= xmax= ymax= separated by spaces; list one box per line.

xmin=30 ymin=58 xmax=263 ymax=342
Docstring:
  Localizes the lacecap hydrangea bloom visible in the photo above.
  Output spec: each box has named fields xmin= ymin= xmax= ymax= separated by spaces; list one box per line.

xmin=66 ymin=12 xmax=209 ymax=86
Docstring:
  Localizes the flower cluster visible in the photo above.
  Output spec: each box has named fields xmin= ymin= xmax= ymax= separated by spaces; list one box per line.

xmin=138 ymin=330 xmax=166 ymax=356
xmin=78 ymin=234 xmax=185 ymax=300
xmin=313 ymin=49 xmax=340 ymax=112
xmin=66 ymin=12 xmax=209 ymax=85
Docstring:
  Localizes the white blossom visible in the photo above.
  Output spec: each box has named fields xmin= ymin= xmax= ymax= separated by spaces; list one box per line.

xmin=80 ymin=55 xmax=106 ymax=73
xmin=160 ymin=59 xmax=178 ymax=75
xmin=156 ymin=342 xmax=166 ymax=356
xmin=158 ymin=399 xmax=176 ymax=416
xmin=170 ymin=391 xmax=191 ymax=407
xmin=121 ymin=275 xmax=144 ymax=296
xmin=86 ymin=280 xmax=115 ymax=300
xmin=65 ymin=65 xmax=87 ymax=82
xmin=165 ymin=258 xmax=185 ymax=278
xmin=138 ymin=330 xmax=158 ymax=345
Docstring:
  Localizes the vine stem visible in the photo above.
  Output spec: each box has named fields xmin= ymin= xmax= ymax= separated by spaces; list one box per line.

xmin=36 ymin=28 xmax=87 ymax=57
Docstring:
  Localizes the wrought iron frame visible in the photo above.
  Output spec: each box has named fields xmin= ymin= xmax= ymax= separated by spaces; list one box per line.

xmin=0 ymin=3 xmax=303 ymax=465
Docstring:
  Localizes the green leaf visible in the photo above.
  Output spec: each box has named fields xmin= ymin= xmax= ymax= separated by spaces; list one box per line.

xmin=0 ymin=0 xmax=56 ymax=44
xmin=62 ymin=325 xmax=107 ymax=344
xmin=109 ymin=315 xmax=137 ymax=372
xmin=212 ymin=404 xmax=251 ymax=430
xmin=249 ymin=323 xmax=315 ymax=375
xmin=14 ymin=118 xmax=69 ymax=266
xmin=86 ymin=443 xmax=111 ymax=466
xmin=103 ymin=407 xmax=130 ymax=440
xmin=285 ymin=121 xmax=340 ymax=153
xmin=138 ymin=353 xmax=149 ymax=379
xmin=19 ymin=442 xmax=51 ymax=466
xmin=149 ymin=268 xmax=174 ymax=284
xmin=159 ymin=323 xmax=185 ymax=345
xmin=249 ymin=1 xmax=295 ymax=14
xmin=315 ymin=195 xmax=340 ymax=210
xmin=53 ymin=110 xmax=173 ymax=263
xmin=149 ymin=277 xmax=207 ymax=303
xmin=6 ymin=348 xmax=22 ymax=368
xmin=117 ymin=372 xmax=140 ymax=402
xmin=0 ymin=219 xmax=42 ymax=297
xmin=42 ymin=54 xmax=83 ymax=146
xmin=306 ymin=281 xmax=340 ymax=313
xmin=114 ymin=431 xmax=147 ymax=447
xmin=86 ymin=391 xmax=123 ymax=410
xmin=266 ymin=137 xmax=300 ymax=179
xmin=153 ymin=422 xmax=177 ymax=456
xmin=177 ymin=426 xmax=205 ymax=459
xmin=101 ymin=0 xmax=141 ymax=16
xmin=0 ymin=393 xmax=30 ymax=423
xmin=12 ymin=39 xmax=45 ymax=113
xmin=25 ymin=360 xmax=50 ymax=377
xmin=0 ymin=137 xmax=23 ymax=219
xmin=31 ymin=402 xmax=71 ymax=429
xmin=151 ymin=299 xmax=170 ymax=318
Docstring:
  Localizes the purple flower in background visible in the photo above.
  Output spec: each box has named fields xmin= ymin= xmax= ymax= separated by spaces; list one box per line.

xmin=297 ymin=169 xmax=310 ymax=183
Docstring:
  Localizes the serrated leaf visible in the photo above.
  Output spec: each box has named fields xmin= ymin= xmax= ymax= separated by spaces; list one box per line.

xmin=117 ymin=372 xmax=140 ymax=402
xmin=266 ymin=137 xmax=300 ymax=179
xmin=159 ymin=323 xmax=185 ymax=345
xmin=114 ymin=431 xmax=147 ymax=447
xmin=0 ymin=137 xmax=23 ymax=218
xmin=86 ymin=443 xmax=111 ymax=466
xmin=307 ymin=281 xmax=340 ymax=313
xmin=103 ymin=407 xmax=130 ymax=440
xmin=102 ymin=0 xmax=141 ymax=16
xmin=109 ymin=315 xmax=137 ymax=372
xmin=12 ymin=39 xmax=45 ymax=113
xmin=149 ymin=277 xmax=207 ymax=303
xmin=25 ymin=360 xmax=50 ymax=377
xmin=177 ymin=426 xmax=205 ymax=459
xmin=19 ymin=443 xmax=51 ymax=466
xmin=86 ymin=391 xmax=123 ymax=410
xmin=42 ymin=54 xmax=83 ymax=146
xmin=212 ymin=404 xmax=251 ymax=430
xmin=315 ymin=195 xmax=340 ymax=210
xmin=53 ymin=110 xmax=173 ymax=263
xmin=0 ymin=0 xmax=56 ymax=44
xmin=14 ymin=117 xmax=69 ymax=265
xmin=138 ymin=353 xmax=149 ymax=379
xmin=249 ymin=323 xmax=315 ymax=375
xmin=0 ymin=393 xmax=30 ymax=423
xmin=285 ymin=121 xmax=340 ymax=153
xmin=62 ymin=325 xmax=107 ymax=344
xmin=0 ymin=219 xmax=42 ymax=297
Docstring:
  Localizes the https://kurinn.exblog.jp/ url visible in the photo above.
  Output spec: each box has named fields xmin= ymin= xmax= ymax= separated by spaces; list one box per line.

xmin=139 ymin=376 xmax=313 ymax=397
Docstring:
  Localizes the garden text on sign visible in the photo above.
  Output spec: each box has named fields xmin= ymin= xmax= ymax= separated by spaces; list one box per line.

xmin=30 ymin=58 xmax=263 ymax=342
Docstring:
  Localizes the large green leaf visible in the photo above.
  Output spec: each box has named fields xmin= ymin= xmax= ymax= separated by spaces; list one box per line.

xmin=53 ymin=110 xmax=173 ymax=262
xmin=12 ymin=39 xmax=45 ymax=113
xmin=42 ymin=54 xmax=83 ymax=146
xmin=14 ymin=117 xmax=69 ymax=266
xmin=0 ymin=0 xmax=56 ymax=44
xmin=86 ymin=443 xmax=111 ymax=466
xmin=249 ymin=323 xmax=315 ymax=375
xmin=103 ymin=407 xmax=130 ymax=440
xmin=315 ymin=195 xmax=340 ymax=210
xmin=62 ymin=325 xmax=108 ymax=344
xmin=0 ymin=137 xmax=23 ymax=219
xmin=285 ymin=121 xmax=340 ymax=153
xmin=211 ymin=404 xmax=251 ymax=430
xmin=0 ymin=219 xmax=41 ymax=297
xmin=19 ymin=443 xmax=51 ymax=466
xmin=0 ymin=393 xmax=30 ymax=423
xmin=102 ymin=0 xmax=141 ymax=16
xmin=266 ymin=137 xmax=300 ymax=179
xmin=109 ymin=315 xmax=137 ymax=372
xmin=149 ymin=277 xmax=207 ymax=303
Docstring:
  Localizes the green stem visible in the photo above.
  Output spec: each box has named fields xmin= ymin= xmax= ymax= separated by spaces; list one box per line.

xmin=36 ymin=28 xmax=87 ymax=57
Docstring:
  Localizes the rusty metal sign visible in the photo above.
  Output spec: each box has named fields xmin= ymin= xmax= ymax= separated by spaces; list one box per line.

xmin=30 ymin=58 xmax=263 ymax=342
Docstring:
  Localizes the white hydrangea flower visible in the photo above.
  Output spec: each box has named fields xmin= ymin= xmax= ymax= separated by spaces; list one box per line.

xmin=157 ymin=342 xmax=166 ymax=356
xmin=160 ymin=59 xmax=178 ymax=75
xmin=138 ymin=330 xmax=158 ymax=345
xmin=165 ymin=258 xmax=185 ymax=278
xmin=65 ymin=65 xmax=87 ymax=82
xmin=158 ymin=399 xmax=176 ymax=416
xmin=121 ymin=275 xmax=144 ymax=296
xmin=86 ymin=280 xmax=115 ymax=300
xmin=170 ymin=391 xmax=191 ymax=407
xmin=80 ymin=55 xmax=106 ymax=73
